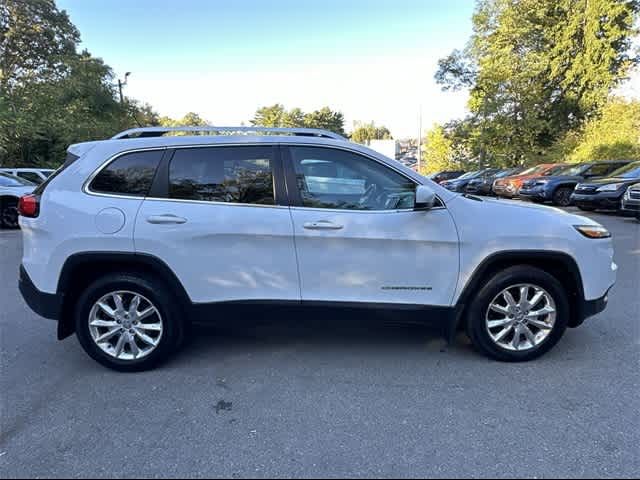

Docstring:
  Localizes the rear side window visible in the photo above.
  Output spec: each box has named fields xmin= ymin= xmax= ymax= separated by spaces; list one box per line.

xmin=168 ymin=146 xmax=275 ymax=205
xmin=90 ymin=150 xmax=163 ymax=197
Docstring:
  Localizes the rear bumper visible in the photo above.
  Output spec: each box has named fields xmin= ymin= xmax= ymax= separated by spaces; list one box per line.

xmin=19 ymin=265 xmax=62 ymax=320
xmin=571 ymin=192 xmax=622 ymax=210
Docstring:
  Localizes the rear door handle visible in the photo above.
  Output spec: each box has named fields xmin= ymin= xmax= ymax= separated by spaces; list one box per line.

xmin=303 ymin=220 xmax=343 ymax=230
xmin=147 ymin=214 xmax=187 ymax=225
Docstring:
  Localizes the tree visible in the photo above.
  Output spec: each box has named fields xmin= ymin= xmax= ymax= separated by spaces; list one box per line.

xmin=0 ymin=0 xmax=79 ymax=91
xmin=420 ymin=125 xmax=459 ymax=174
xmin=0 ymin=2 xmax=155 ymax=167
xmin=350 ymin=121 xmax=392 ymax=144
xmin=303 ymin=107 xmax=346 ymax=136
xmin=436 ymin=0 xmax=640 ymax=166
xmin=251 ymin=104 xmax=346 ymax=135
xmin=566 ymin=97 xmax=640 ymax=162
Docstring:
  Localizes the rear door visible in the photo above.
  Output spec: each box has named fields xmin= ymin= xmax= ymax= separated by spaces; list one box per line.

xmin=284 ymin=145 xmax=459 ymax=306
xmin=134 ymin=145 xmax=300 ymax=304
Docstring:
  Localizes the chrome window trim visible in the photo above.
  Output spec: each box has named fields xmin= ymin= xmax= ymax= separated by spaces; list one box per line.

xmin=280 ymin=142 xmax=446 ymax=212
xmin=83 ymin=142 xmax=446 ymax=211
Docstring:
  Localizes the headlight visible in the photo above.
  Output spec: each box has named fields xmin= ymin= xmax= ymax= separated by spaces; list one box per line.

xmin=536 ymin=180 xmax=550 ymax=186
xmin=596 ymin=183 xmax=624 ymax=192
xmin=574 ymin=225 xmax=611 ymax=239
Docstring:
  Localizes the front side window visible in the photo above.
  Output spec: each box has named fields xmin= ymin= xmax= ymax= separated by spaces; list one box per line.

xmin=609 ymin=161 xmax=640 ymax=179
xmin=169 ymin=146 xmax=275 ymax=205
xmin=91 ymin=150 xmax=163 ymax=196
xmin=290 ymin=146 xmax=416 ymax=210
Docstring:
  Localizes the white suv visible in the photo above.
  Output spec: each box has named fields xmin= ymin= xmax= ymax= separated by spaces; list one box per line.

xmin=18 ymin=127 xmax=617 ymax=371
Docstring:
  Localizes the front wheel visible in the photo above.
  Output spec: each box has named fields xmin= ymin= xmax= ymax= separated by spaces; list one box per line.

xmin=552 ymin=187 xmax=574 ymax=207
xmin=466 ymin=266 xmax=569 ymax=362
xmin=75 ymin=273 xmax=185 ymax=372
xmin=0 ymin=198 xmax=19 ymax=229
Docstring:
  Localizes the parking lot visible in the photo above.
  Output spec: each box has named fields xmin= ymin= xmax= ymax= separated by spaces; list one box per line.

xmin=1 ymin=207 xmax=638 ymax=478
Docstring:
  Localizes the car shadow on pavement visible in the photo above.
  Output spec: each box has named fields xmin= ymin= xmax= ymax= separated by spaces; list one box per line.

xmin=172 ymin=309 xmax=475 ymax=365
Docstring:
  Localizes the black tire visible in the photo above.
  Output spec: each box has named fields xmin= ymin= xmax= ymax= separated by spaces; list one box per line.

xmin=552 ymin=187 xmax=574 ymax=207
xmin=75 ymin=273 xmax=185 ymax=372
xmin=0 ymin=198 xmax=20 ymax=229
xmin=466 ymin=266 xmax=569 ymax=362
xmin=577 ymin=205 xmax=595 ymax=212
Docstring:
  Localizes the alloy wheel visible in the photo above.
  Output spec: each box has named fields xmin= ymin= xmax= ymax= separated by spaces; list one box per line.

xmin=88 ymin=291 xmax=163 ymax=361
xmin=485 ymin=283 xmax=556 ymax=352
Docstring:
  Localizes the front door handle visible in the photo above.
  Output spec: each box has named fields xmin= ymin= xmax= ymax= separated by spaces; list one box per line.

xmin=303 ymin=220 xmax=343 ymax=230
xmin=147 ymin=214 xmax=187 ymax=225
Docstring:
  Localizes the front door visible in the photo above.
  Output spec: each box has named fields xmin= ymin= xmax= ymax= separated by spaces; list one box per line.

xmin=284 ymin=145 xmax=459 ymax=307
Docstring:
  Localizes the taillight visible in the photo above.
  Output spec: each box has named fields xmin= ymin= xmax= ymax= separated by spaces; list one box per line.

xmin=18 ymin=194 xmax=40 ymax=218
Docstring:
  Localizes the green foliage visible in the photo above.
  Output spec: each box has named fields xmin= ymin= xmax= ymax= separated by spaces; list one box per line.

xmin=350 ymin=121 xmax=392 ymax=144
xmin=420 ymin=125 xmax=455 ymax=174
xmin=567 ymin=97 xmax=640 ymax=162
xmin=436 ymin=0 xmax=640 ymax=166
xmin=251 ymin=104 xmax=346 ymax=136
xmin=0 ymin=1 xmax=156 ymax=167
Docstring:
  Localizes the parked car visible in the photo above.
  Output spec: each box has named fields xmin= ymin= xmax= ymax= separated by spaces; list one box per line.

xmin=493 ymin=163 xmax=566 ymax=198
xmin=0 ymin=172 xmax=36 ymax=228
xmin=465 ymin=167 xmax=525 ymax=196
xmin=519 ymin=161 xmax=632 ymax=207
xmin=429 ymin=170 xmax=466 ymax=184
xmin=442 ymin=168 xmax=501 ymax=192
xmin=621 ymin=183 xmax=640 ymax=221
xmin=571 ymin=161 xmax=640 ymax=212
xmin=18 ymin=126 xmax=616 ymax=371
xmin=0 ymin=168 xmax=55 ymax=185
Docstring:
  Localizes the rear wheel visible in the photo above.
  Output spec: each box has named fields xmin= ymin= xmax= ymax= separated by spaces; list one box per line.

xmin=552 ymin=187 xmax=574 ymax=207
xmin=466 ymin=266 xmax=569 ymax=362
xmin=0 ymin=198 xmax=19 ymax=229
xmin=75 ymin=273 xmax=184 ymax=372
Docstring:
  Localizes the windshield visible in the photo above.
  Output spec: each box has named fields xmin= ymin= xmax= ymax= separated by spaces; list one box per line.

xmin=0 ymin=172 xmax=35 ymax=187
xmin=556 ymin=164 xmax=588 ymax=177
xmin=542 ymin=165 xmax=566 ymax=176
xmin=456 ymin=171 xmax=479 ymax=180
xmin=495 ymin=168 xmax=519 ymax=178
xmin=608 ymin=161 xmax=640 ymax=179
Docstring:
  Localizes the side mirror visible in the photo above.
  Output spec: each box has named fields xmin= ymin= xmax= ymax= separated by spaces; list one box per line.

xmin=415 ymin=185 xmax=437 ymax=210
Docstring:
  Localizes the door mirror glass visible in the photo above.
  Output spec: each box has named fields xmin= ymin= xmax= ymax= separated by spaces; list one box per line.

xmin=415 ymin=185 xmax=436 ymax=210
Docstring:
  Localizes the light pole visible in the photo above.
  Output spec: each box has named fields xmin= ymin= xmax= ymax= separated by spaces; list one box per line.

xmin=417 ymin=105 xmax=422 ymax=173
xmin=118 ymin=72 xmax=131 ymax=104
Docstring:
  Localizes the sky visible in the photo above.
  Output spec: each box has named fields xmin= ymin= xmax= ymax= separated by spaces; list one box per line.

xmin=56 ymin=0 xmax=638 ymax=138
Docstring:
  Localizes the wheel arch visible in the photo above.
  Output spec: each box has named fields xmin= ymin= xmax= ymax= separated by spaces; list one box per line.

xmin=450 ymin=250 xmax=586 ymax=339
xmin=57 ymin=252 xmax=191 ymax=340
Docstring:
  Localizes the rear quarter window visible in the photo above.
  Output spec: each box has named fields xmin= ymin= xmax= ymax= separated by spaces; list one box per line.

xmin=90 ymin=150 xmax=163 ymax=197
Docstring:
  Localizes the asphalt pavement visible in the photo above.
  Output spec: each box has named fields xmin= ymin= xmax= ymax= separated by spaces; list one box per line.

xmin=1 ymin=208 xmax=639 ymax=478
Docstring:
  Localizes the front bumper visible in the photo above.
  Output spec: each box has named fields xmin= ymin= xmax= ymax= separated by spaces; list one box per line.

xmin=493 ymin=184 xmax=518 ymax=197
xmin=572 ymin=288 xmax=612 ymax=328
xmin=622 ymin=196 xmax=640 ymax=213
xmin=519 ymin=186 xmax=551 ymax=201
xmin=466 ymin=183 xmax=493 ymax=195
xmin=570 ymin=192 xmax=622 ymax=210
xmin=19 ymin=265 xmax=62 ymax=321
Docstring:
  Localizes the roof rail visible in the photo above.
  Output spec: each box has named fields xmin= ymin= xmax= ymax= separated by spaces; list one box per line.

xmin=111 ymin=126 xmax=347 ymax=141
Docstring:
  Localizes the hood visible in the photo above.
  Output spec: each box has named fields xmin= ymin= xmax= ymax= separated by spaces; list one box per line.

xmin=463 ymin=196 xmax=601 ymax=228
xmin=524 ymin=175 xmax=583 ymax=184
xmin=578 ymin=176 xmax=640 ymax=187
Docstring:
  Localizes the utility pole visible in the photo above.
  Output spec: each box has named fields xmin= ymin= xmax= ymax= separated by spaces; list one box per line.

xmin=118 ymin=72 xmax=131 ymax=104
xmin=417 ymin=105 xmax=422 ymax=173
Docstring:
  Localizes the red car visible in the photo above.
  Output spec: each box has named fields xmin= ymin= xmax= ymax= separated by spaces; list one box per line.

xmin=493 ymin=163 xmax=566 ymax=198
